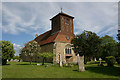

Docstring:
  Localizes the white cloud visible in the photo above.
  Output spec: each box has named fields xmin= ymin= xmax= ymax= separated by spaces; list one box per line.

xmin=13 ymin=43 xmax=23 ymax=56
xmin=2 ymin=0 xmax=120 ymax=2
xmin=2 ymin=2 xmax=118 ymax=40
xmin=0 ymin=2 xmax=2 ymax=40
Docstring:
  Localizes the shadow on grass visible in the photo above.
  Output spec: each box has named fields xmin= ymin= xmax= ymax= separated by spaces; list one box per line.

xmin=86 ymin=66 xmax=120 ymax=77
xmin=73 ymin=70 xmax=78 ymax=71
xmin=16 ymin=64 xmax=37 ymax=65
xmin=89 ymin=61 xmax=106 ymax=64
xmin=2 ymin=64 xmax=10 ymax=66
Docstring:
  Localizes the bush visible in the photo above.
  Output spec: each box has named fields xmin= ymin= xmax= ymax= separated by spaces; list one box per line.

xmin=116 ymin=57 xmax=120 ymax=64
xmin=105 ymin=56 xmax=116 ymax=66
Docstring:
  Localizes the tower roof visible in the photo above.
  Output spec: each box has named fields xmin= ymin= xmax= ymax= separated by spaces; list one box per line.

xmin=50 ymin=12 xmax=74 ymax=20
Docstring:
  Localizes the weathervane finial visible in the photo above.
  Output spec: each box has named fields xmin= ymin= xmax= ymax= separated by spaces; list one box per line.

xmin=61 ymin=8 xmax=63 ymax=13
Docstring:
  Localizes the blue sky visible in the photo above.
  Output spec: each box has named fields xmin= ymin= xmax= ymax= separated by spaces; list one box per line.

xmin=1 ymin=2 xmax=119 ymax=56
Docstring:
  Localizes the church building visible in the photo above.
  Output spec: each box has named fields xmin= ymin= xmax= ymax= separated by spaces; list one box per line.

xmin=34 ymin=11 xmax=77 ymax=64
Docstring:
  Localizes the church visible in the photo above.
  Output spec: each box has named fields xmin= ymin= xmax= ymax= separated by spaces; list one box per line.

xmin=20 ymin=11 xmax=78 ymax=63
xmin=34 ymin=11 xmax=78 ymax=64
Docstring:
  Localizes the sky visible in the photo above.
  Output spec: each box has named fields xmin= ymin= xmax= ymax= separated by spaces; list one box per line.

xmin=1 ymin=2 xmax=119 ymax=56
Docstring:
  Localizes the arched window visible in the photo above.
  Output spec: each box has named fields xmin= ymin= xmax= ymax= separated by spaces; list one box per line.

xmin=65 ymin=45 xmax=72 ymax=54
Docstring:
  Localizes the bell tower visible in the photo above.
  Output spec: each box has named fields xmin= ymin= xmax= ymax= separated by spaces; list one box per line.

xmin=50 ymin=12 xmax=74 ymax=36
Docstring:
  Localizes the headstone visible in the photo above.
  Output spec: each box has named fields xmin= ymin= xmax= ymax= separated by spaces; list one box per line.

xmin=99 ymin=58 xmax=102 ymax=64
xmin=77 ymin=54 xmax=85 ymax=72
xmin=20 ymin=59 xmax=23 ymax=62
xmin=10 ymin=59 xmax=13 ymax=62
xmin=14 ymin=59 xmax=18 ymax=62
xmin=70 ymin=63 xmax=74 ymax=67
xmin=59 ymin=53 xmax=62 ymax=67
xmin=65 ymin=63 xmax=68 ymax=66
xmin=37 ymin=64 xmax=42 ymax=66
xmin=45 ymin=65 xmax=50 ymax=68
xmin=51 ymin=64 xmax=54 ymax=66
xmin=94 ymin=58 xmax=97 ymax=61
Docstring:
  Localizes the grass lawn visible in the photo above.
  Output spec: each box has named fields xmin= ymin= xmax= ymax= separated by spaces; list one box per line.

xmin=2 ymin=61 xmax=120 ymax=78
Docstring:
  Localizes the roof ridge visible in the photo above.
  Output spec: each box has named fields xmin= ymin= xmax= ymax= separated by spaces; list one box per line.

xmin=34 ymin=30 xmax=51 ymax=40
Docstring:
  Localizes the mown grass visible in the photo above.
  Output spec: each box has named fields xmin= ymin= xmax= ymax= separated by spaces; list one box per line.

xmin=2 ymin=61 xmax=120 ymax=78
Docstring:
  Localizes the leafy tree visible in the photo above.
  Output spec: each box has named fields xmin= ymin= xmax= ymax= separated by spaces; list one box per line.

xmin=101 ymin=35 xmax=116 ymax=45
xmin=105 ymin=56 xmax=116 ymax=66
xmin=101 ymin=42 xmax=118 ymax=59
xmin=0 ymin=41 xmax=2 ymax=65
xmin=1 ymin=40 xmax=15 ymax=65
xmin=117 ymin=43 xmax=120 ymax=57
xmin=71 ymin=30 xmax=101 ymax=63
xmin=38 ymin=52 xmax=53 ymax=65
xmin=100 ymin=35 xmax=118 ymax=60
xmin=13 ymin=56 xmax=21 ymax=61
xmin=20 ymin=40 xmax=41 ymax=64
xmin=117 ymin=30 xmax=120 ymax=41
xmin=14 ymin=56 xmax=20 ymax=60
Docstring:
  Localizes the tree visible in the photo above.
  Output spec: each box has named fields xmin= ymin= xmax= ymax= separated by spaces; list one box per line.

xmin=0 ymin=41 xmax=2 ymax=65
xmin=71 ymin=30 xmax=101 ymax=63
xmin=13 ymin=56 xmax=21 ymax=61
xmin=20 ymin=40 xmax=41 ymax=64
xmin=117 ymin=30 xmax=120 ymax=57
xmin=1 ymin=40 xmax=15 ymax=65
xmin=38 ymin=52 xmax=53 ymax=65
xmin=101 ymin=35 xmax=116 ymax=45
xmin=100 ymin=35 xmax=118 ymax=60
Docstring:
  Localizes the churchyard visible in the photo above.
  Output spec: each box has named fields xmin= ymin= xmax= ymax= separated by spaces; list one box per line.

xmin=2 ymin=61 xmax=120 ymax=78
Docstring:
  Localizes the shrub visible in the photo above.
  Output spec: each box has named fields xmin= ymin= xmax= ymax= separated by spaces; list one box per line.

xmin=116 ymin=57 xmax=120 ymax=64
xmin=105 ymin=56 xmax=116 ymax=66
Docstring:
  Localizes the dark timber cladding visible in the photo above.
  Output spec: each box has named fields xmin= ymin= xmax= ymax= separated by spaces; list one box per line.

xmin=50 ymin=12 xmax=74 ymax=34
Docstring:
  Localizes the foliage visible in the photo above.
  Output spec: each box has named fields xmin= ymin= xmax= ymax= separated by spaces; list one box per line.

xmin=71 ymin=30 xmax=101 ymax=63
xmin=101 ymin=35 xmax=116 ymax=45
xmin=105 ymin=56 xmax=116 ymax=67
xmin=38 ymin=52 xmax=53 ymax=65
xmin=117 ymin=43 xmax=120 ymax=57
xmin=116 ymin=57 xmax=120 ymax=64
xmin=0 ymin=41 xmax=2 ymax=65
xmin=100 ymin=35 xmax=118 ymax=60
xmin=20 ymin=40 xmax=41 ymax=64
xmin=1 ymin=40 xmax=15 ymax=65
xmin=13 ymin=56 xmax=21 ymax=61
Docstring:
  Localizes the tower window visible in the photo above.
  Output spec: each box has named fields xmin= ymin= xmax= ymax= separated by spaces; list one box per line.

xmin=65 ymin=18 xmax=69 ymax=25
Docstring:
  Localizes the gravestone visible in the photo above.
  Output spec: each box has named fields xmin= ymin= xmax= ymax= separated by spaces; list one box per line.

xmin=10 ymin=59 xmax=13 ymax=62
xmin=94 ymin=58 xmax=97 ymax=61
xmin=77 ymin=54 xmax=85 ymax=72
xmin=45 ymin=65 xmax=50 ymax=68
xmin=37 ymin=64 xmax=42 ymax=66
xmin=51 ymin=64 xmax=54 ymax=66
xmin=20 ymin=59 xmax=23 ymax=62
xmin=99 ymin=58 xmax=102 ymax=64
xmin=59 ymin=53 xmax=62 ymax=67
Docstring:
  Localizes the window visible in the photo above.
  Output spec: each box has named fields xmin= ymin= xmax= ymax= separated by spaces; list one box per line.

xmin=66 ymin=36 xmax=70 ymax=40
xmin=65 ymin=18 xmax=69 ymax=25
xmin=65 ymin=45 xmax=72 ymax=54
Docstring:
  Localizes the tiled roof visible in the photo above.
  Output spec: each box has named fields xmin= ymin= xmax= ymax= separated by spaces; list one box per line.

xmin=34 ymin=30 xmax=51 ymax=42
xmin=34 ymin=30 xmax=59 ymax=45
xmin=34 ymin=30 xmax=74 ymax=45
xmin=38 ymin=32 xmax=59 ymax=45
xmin=54 ymin=33 xmax=74 ymax=43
